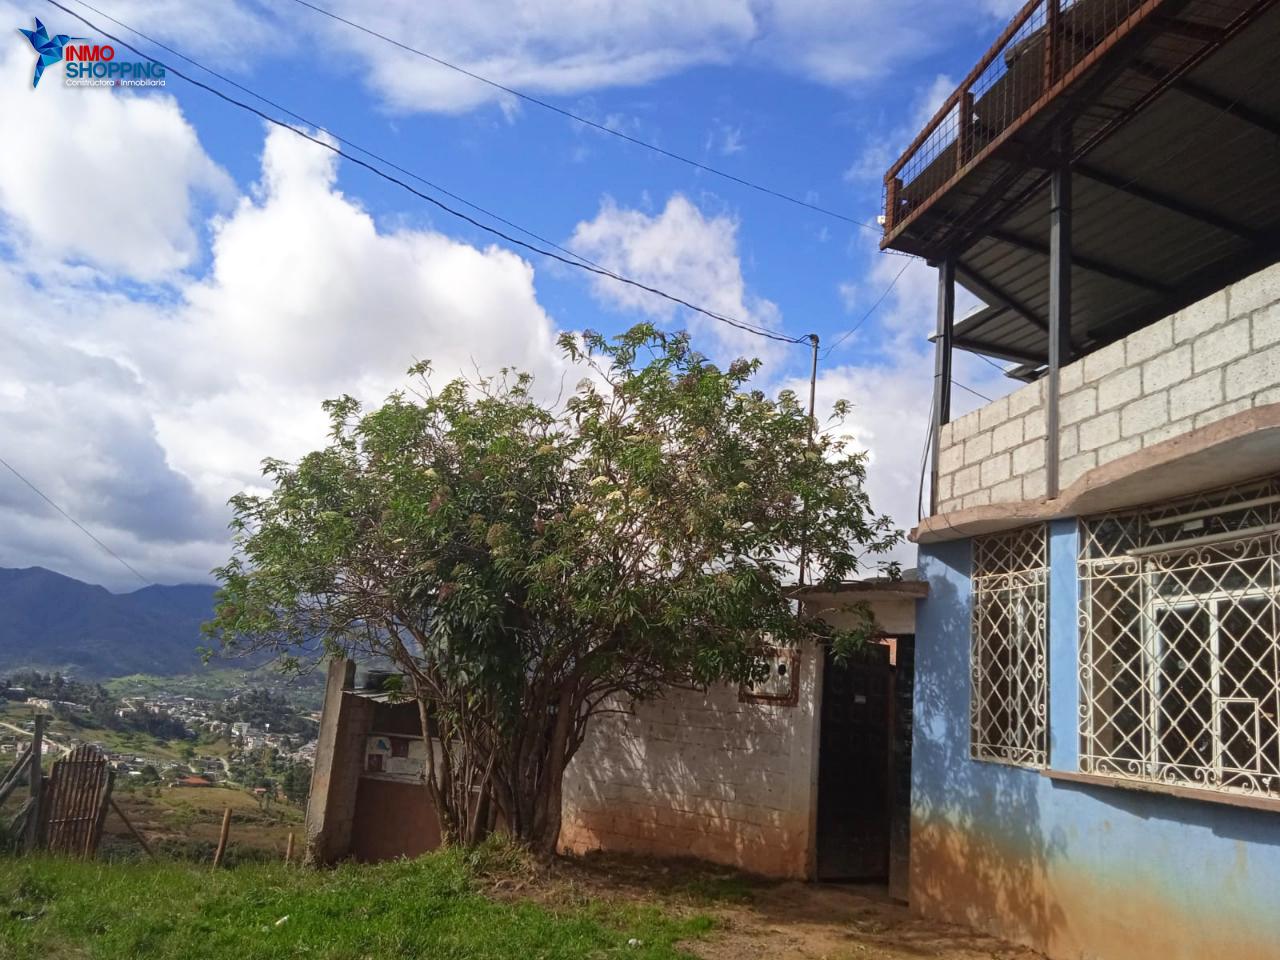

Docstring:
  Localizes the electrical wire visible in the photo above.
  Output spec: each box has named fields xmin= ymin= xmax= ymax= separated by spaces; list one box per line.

xmin=65 ymin=0 xmax=621 ymax=284
xmin=822 ymin=260 xmax=911 ymax=359
xmin=973 ymin=352 xmax=1010 ymax=375
xmin=952 ymin=379 xmax=993 ymax=403
xmin=283 ymin=0 xmax=879 ymax=232
xmin=45 ymin=0 xmax=803 ymax=346
xmin=0 ymin=454 xmax=150 ymax=586
xmin=63 ymin=0 xmax=916 ymax=354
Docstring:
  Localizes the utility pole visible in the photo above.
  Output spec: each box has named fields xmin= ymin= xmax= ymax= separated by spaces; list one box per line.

xmin=798 ymin=333 xmax=820 ymax=590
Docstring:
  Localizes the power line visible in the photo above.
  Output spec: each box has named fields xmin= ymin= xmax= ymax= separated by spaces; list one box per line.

xmin=973 ymin=352 xmax=1009 ymax=375
xmin=46 ymin=0 xmax=803 ymax=347
xmin=952 ymin=379 xmax=992 ymax=403
xmin=64 ymin=0 xmax=623 ymax=285
xmin=0 ymin=455 xmax=150 ymax=586
xmin=822 ymin=260 xmax=911 ymax=359
xmin=283 ymin=0 xmax=880 ymax=233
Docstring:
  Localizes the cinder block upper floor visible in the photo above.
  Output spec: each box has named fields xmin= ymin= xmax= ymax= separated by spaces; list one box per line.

xmin=930 ymin=260 xmax=1280 ymax=524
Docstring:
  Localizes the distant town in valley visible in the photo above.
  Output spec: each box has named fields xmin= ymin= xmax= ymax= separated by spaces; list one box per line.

xmin=1 ymin=671 xmax=317 ymax=793
xmin=0 ymin=566 xmax=320 ymax=860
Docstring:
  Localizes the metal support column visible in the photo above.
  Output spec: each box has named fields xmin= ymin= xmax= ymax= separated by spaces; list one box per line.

xmin=930 ymin=254 xmax=955 ymax=516
xmin=1046 ymin=125 xmax=1073 ymax=499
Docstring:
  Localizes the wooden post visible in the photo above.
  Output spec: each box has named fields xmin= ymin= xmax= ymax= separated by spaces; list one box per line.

xmin=885 ymin=176 xmax=903 ymax=233
xmin=930 ymin=253 xmax=956 ymax=516
xmin=284 ymin=832 xmax=295 ymax=864
xmin=108 ymin=796 xmax=155 ymax=860
xmin=86 ymin=769 xmax=115 ymax=859
xmin=956 ymin=89 xmax=974 ymax=171
xmin=1044 ymin=0 xmax=1061 ymax=92
xmin=213 ymin=807 xmax=232 ymax=867
xmin=23 ymin=715 xmax=45 ymax=852
xmin=1047 ymin=124 xmax=1073 ymax=499
xmin=0 ymin=747 xmax=31 ymax=805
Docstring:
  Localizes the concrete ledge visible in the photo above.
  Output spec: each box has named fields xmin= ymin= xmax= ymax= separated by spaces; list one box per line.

xmin=913 ymin=402 xmax=1280 ymax=543
xmin=1044 ymin=769 xmax=1280 ymax=815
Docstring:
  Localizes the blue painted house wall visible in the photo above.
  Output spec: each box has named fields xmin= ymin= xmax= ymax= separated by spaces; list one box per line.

xmin=912 ymin=520 xmax=1280 ymax=960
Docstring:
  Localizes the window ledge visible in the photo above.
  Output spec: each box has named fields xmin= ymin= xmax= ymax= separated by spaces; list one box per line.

xmin=1043 ymin=769 xmax=1280 ymax=814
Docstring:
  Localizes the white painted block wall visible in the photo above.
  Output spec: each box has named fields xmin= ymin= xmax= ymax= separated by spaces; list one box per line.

xmin=559 ymin=642 xmax=820 ymax=878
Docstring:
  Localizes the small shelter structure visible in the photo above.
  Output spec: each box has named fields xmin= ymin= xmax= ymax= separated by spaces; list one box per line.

xmin=303 ymin=581 xmax=924 ymax=897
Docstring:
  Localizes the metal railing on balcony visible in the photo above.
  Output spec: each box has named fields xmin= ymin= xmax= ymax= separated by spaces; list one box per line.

xmin=882 ymin=0 xmax=1177 ymax=242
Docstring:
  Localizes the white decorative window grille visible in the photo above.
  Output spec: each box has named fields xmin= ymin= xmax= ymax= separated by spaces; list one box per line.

xmin=1080 ymin=478 xmax=1280 ymax=799
xmin=971 ymin=525 xmax=1049 ymax=766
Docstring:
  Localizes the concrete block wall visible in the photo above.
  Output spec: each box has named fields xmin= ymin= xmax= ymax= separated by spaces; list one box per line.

xmin=305 ymin=660 xmax=375 ymax=864
xmin=559 ymin=644 xmax=819 ymax=878
xmin=935 ymin=261 xmax=1280 ymax=515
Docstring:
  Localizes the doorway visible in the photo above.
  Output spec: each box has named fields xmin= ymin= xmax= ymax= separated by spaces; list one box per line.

xmin=816 ymin=637 xmax=911 ymax=883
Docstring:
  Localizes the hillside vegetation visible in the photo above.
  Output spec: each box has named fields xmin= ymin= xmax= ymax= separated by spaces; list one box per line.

xmin=0 ymin=567 xmax=218 ymax=676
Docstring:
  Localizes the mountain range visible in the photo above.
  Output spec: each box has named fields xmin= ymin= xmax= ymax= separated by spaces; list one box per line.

xmin=0 ymin=566 xmax=221 ymax=678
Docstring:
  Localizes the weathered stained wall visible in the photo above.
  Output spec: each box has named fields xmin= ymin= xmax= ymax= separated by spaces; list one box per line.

xmin=351 ymin=777 xmax=441 ymax=863
xmin=305 ymin=661 xmax=375 ymax=865
xmin=936 ymin=260 xmax=1280 ymax=514
xmin=913 ymin=528 xmax=1280 ymax=960
xmin=559 ymin=643 xmax=821 ymax=878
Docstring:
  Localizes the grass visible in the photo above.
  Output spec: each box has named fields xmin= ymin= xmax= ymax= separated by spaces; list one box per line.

xmin=104 ymin=785 xmax=304 ymax=863
xmin=0 ymin=844 xmax=715 ymax=960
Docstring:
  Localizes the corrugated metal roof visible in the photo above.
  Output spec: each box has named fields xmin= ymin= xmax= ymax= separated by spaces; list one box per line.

xmin=886 ymin=0 xmax=1280 ymax=371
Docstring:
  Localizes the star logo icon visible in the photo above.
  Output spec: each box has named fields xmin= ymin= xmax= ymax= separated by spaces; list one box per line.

xmin=18 ymin=17 xmax=84 ymax=88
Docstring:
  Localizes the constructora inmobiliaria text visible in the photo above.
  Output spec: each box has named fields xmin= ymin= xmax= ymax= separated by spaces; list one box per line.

xmin=63 ymin=43 xmax=165 ymax=87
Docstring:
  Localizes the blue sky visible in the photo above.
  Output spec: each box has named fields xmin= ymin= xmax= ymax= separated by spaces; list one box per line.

xmin=0 ymin=0 xmax=1020 ymax=588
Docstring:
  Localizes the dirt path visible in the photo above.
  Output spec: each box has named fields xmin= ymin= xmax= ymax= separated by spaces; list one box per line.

xmin=689 ymin=881 xmax=1041 ymax=960
xmin=500 ymin=853 xmax=1043 ymax=960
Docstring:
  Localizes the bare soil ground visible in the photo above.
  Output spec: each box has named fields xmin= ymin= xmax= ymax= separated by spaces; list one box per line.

xmin=102 ymin=784 xmax=303 ymax=862
xmin=496 ymin=852 xmax=1044 ymax=960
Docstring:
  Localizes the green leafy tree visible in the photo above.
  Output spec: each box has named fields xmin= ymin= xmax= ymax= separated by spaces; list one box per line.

xmin=282 ymin=762 xmax=312 ymax=805
xmin=207 ymin=325 xmax=899 ymax=853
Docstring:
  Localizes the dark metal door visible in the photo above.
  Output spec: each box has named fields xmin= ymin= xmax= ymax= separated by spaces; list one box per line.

xmin=816 ymin=642 xmax=893 ymax=881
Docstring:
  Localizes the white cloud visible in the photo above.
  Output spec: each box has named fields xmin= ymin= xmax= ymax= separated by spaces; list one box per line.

xmin=22 ymin=1 xmax=274 ymax=67
xmin=284 ymin=1 xmax=1013 ymax=114
xmin=707 ymin=121 xmax=744 ymax=157
xmin=0 ymin=31 xmax=231 ymax=280
xmin=846 ymin=72 xmax=956 ymax=184
xmin=813 ymin=249 xmax=1017 ymax=567
xmin=0 ymin=113 xmax=570 ymax=588
xmin=301 ymin=1 xmax=753 ymax=115
xmin=569 ymin=194 xmax=784 ymax=360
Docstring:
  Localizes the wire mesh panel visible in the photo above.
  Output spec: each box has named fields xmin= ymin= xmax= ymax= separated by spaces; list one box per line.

xmin=881 ymin=0 xmax=1263 ymax=244
xmin=971 ymin=524 xmax=1049 ymax=766
xmin=1080 ymin=478 xmax=1280 ymax=798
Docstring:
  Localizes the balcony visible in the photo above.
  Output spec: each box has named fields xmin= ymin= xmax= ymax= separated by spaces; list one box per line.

xmin=880 ymin=0 xmax=1280 ymax=530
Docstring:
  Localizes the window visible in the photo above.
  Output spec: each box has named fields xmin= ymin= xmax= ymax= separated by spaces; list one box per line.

xmin=1080 ymin=479 xmax=1280 ymax=800
xmin=971 ymin=525 xmax=1049 ymax=766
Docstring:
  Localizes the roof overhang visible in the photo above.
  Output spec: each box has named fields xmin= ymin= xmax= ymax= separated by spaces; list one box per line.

xmin=883 ymin=0 xmax=1280 ymax=371
xmin=794 ymin=579 xmax=930 ymax=601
